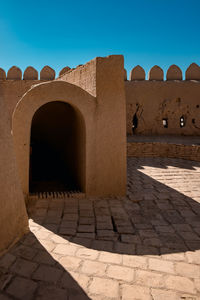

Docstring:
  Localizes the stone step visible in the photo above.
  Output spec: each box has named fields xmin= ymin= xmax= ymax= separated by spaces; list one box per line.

xmin=28 ymin=191 xmax=85 ymax=200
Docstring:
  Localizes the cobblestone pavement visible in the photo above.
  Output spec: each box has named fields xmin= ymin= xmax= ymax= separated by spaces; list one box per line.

xmin=0 ymin=157 xmax=200 ymax=299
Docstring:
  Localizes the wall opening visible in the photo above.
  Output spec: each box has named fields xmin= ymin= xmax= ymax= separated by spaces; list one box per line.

xmin=180 ymin=116 xmax=185 ymax=128
xmin=132 ymin=113 xmax=138 ymax=134
xmin=162 ymin=118 xmax=168 ymax=128
xmin=29 ymin=101 xmax=85 ymax=193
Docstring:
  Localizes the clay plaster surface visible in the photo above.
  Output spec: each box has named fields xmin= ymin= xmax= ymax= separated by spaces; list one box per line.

xmin=12 ymin=80 xmax=96 ymax=197
xmin=11 ymin=55 xmax=126 ymax=198
xmin=126 ymin=80 xmax=200 ymax=135
xmin=0 ymin=91 xmax=28 ymax=256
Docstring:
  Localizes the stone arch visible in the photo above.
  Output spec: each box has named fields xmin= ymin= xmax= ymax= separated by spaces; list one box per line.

xmin=166 ymin=65 xmax=182 ymax=80
xmin=40 ymin=66 xmax=55 ymax=80
xmin=130 ymin=65 xmax=145 ymax=81
xmin=0 ymin=68 xmax=6 ymax=80
xmin=7 ymin=66 xmax=22 ymax=80
xmin=185 ymin=63 xmax=200 ymax=80
xmin=12 ymin=81 xmax=96 ymax=196
xmin=23 ymin=66 xmax=38 ymax=80
xmin=148 ymin=65 xmax=163 ymax=81
xmin=59 ymin=66 xmax=71 ymax=77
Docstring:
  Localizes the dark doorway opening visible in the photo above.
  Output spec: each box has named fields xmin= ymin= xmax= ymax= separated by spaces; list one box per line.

xmin=29 ymin=101 xmax=85 ymax=193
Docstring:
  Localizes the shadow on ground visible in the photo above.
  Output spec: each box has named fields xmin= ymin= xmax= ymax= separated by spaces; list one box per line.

xmin=30 ymin=157 xmax=200 ymax=256
xmin=0 ymin=157 xmax=200 ymax=298
xmin=0 ymin=232 xmax=91 ymax=299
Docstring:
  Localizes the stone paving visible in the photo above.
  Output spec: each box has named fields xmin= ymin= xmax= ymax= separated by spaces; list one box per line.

xmin=0 ymin=157 xmax=200 ymax=299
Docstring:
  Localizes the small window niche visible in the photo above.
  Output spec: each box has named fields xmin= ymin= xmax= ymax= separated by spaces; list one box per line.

xmin=162 ymin=118 xmax=168 ymax=128
xmin=132 ymin=113 xmax=138 ymax=134
xmin=180 ymin=116 xmax=185 ymax=128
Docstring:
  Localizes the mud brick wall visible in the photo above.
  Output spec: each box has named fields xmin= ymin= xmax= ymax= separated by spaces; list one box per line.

xmin=127 ymin=142 xmax=200 ymax=162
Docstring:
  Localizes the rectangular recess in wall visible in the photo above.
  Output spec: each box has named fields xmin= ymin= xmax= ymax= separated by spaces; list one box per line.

xmin=162 ymin=118 xmax=168 ymax=128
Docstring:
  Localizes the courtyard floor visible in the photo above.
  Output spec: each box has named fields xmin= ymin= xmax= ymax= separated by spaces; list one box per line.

xmin=0 ymin=157 xmax=200 ymax=299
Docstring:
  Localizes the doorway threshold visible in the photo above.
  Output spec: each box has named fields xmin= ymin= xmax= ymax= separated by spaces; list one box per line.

xmin=28 ymin=191 xmax=85 ymax=200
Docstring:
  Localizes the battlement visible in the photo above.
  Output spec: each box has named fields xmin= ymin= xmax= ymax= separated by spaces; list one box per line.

xmin=1 ymin=62 xmax=200 ymax=82
xmin=1 ymin=57 xmax=200 ymax=139
xmin=125 ymin=63 xmax=200 ymax=81
xmin=0 ymin=65 xmax=72 ymax=80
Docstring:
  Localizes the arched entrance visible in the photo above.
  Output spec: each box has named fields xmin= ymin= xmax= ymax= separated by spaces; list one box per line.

xmin=12 ymin=81 xmax=96 ymax=196
xmin=30 ymin=101 xmax=85 ymax=193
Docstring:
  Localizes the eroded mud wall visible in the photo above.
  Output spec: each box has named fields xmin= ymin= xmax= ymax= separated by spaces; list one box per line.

xmin=125 ymin=63 xmax=200 ymax=135
xmin=0 ymin=95 xmax=28 ymax=256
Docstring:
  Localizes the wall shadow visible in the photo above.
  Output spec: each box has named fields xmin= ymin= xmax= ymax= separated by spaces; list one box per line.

xmin=0 ymin=232 xmax=91 ymax=299
xmin=27 ymin=157 xmax=200 ymax=256
xmin=1 ymin=157 xmax=200 ymax=298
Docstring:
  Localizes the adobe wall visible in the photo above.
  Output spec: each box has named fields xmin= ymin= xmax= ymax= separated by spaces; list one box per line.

xmin=6 ymin=55 xmax=126 ymax=198
xmin=2 ymin=61 xmax=200 ymax=138
xmin=57 ymin=59 xmax=96 ymax=96
xmin=12 ymin=81 xmax=96 ymax=197
xmin=127 ymin=142 xmax=200 ymax=162
xmin=95 ymin=55 xmax=127 ymax=196
xmin=58 ymin=55 xmax=127 ymax=196
xmin=0 ymin=92 xmax=28 ymax=256
xmin=0 ymin=66 xmax=59 ymax=125
xmin=125 ymin=63 xmax=200 ymax=136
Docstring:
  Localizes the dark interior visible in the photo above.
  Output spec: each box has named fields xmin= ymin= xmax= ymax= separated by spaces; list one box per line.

xmin=29 ymin=101 xmax=85 ymax=193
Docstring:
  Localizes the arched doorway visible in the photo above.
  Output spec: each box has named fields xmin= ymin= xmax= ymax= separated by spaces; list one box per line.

xmin=29 ymin=101 xmax=85 ymax=193
xmin=12 ymin=80 xmax=97 ymax=197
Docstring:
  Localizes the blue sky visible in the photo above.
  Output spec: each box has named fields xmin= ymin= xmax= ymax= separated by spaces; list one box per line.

xmin=0 ymin=0 xmax=200 ymax=79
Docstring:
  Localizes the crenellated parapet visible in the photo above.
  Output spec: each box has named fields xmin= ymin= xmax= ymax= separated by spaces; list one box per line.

xmin=0 ymin=65 xmax=71 ymax=80
xmin=40 ymin=66 xmax=55 ymax=80
xmin=128 ymin=63 xmax=200 ymax=81
xmin=148 ymin=65 xmax=163 ymax=81
xmin=166 ymin=65 xmax=182 ymax=80
xmin=7 ymin=66 xmax=22 ymax=80
xmin=130 ymin=65 xmax=145 ymax=81
xmin=59 ymin=66 xmax=71 ymax=76
xmin=1 ymin=62 xmax=200 ymax=81
xmin=0 ymin=68 xmax=6 ymax=80
xmin=126 ymin=62 xmax=200 ymax=136
xmin=185 ymin=63 xmax=200 ymax=80
xmin=23 ymin=66 xmax=38 ymax=80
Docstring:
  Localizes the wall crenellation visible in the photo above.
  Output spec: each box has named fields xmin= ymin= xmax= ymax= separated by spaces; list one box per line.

xmin=124 ymin=63 xmax=200 ymax=81
xmin=0 ymin=65 xmax=72 ymax=80
xmin=1 ymin=62 xmax=200 ymax=81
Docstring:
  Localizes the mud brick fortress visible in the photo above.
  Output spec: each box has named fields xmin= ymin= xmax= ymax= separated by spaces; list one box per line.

xmin=0 ymin=54 xmax=200 ymax=256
